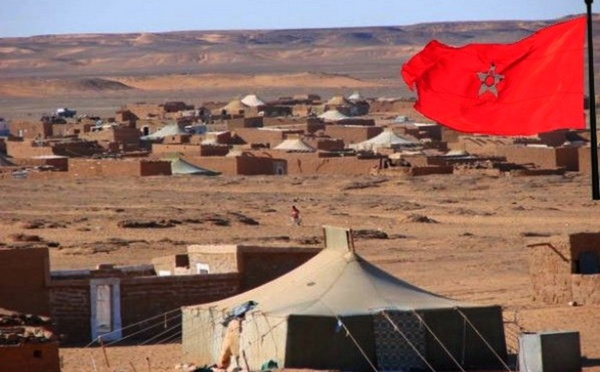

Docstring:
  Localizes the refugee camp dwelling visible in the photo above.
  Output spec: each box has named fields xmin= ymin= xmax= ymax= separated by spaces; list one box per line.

xmin=528 ymin=232 xmax=600 ymax=306
xmin=272 ymin=137 xmax=316 ymax=153
xmin=318 ymin=109 xmax=351 ymax=123
xmin=219 ymin=98 xmax=248 ymax=117
xmin=0 ymin=308 xmax=60 ymax=372
xmin=170 ymin=157 xmax=220 ymax=176
xmin=182 ymin=226 xmax=507 ymax=372
xmin=351 ymin=129 xmax=419 ymax=153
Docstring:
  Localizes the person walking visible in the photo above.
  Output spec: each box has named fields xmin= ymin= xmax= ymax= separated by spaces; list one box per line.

xmin=291 ymin=205 xmax=301 ymax=226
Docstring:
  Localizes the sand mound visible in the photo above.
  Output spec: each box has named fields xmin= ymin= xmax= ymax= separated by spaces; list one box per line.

xmin=114 ymin=72 xmax=383 ymax=91
xmin=0 ymin=77 xmax=133 ymax=97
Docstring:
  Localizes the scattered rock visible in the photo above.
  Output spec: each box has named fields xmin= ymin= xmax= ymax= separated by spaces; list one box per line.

xmin=403 ymin=213 xmax=438 ymax=223
xmin=297 ymin=236 xmax=322 ymax=245
xmin=341 ymin=179 xmax=388 ymax=191
xmin=520 ymin=232 xmax=552 ymax=237
xmin=229 ymin=212 xmax=259 ymax=226
xmin=9 ymin=233 xmax=43 ymax=242
xmin=117 ymin=219 xmax=177 ymax=228
xmin=21 ymin=220 xmax=66 ymax=229
xmin=353 ymin=229 xmax=388 ymax=240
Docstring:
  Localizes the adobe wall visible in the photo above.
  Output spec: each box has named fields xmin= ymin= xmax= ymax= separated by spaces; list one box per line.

xmin=234 ymin=127 xmax=286 ymax=147
xmin=6 ymin=140 xmax=55 ymax=158
xmin=262 ymin=117 xmax=313 ymax=127
xmin=0 ymin=248 xmax=50 ymax=316
xmin=528 ymin=233 xmax=600 ymax=305
xmin=410 ymin=165 xmax=454 ymax=176
xmin=237 ymin=156 xmax=282 ymax=175
xmin=9 ymin=121 xmax=52 ymax=139
xmin=578 ymin=146 xmax=594 ymax=174
xmin=528 ymin=241 xmax=574 ymax=304
xmin=81 ymin=127 xmax=140 ymax=146
xmin=239 ymin=250 xmax=317 ymax=290
xmin=449 ymin=137 xmax=513 ymax=156
xmin=186 ymin=156 xmax=237 ymax=175
xmin=260 ymin=152 xmax=378 ymax=175
xmin=119 ymin=274 xmax=240 ymax=340
xmin=503 ymin=146 xmax=578 ymax=171
xmin=0 ymin=342 xmax=60 ymax=372
xmin=50 ymin=273 xmax=241 ymax=344
xmin=49 ymin=281 xmax=90 ymax=343
xmin=187 ymin=245 xmax=240 ymax=273
xmin=152 ymin=144 xmax=200 ymax=156
xmin=140 ymin=160 xmax=172 ymax=176
xmin=325 ymin=125 xmax=382 ymax=146
xmin=124 ymin=104 xmax=164 ymax=120
xmin=69 ymin=159 xmax=171 ymax=177
xmin=51 ymin=123 xmax=88 ymax=137
xmin=187 ymin=245 xmax=319 ymax=291
xmin=227 ymin=117 xmax=263 ymax=129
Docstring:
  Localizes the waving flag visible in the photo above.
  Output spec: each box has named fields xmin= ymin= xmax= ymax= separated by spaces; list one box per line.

xmin=401 ymin=17 xmax=586 ymax=136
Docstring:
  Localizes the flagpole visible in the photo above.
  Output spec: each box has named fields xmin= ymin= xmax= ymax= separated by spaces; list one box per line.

xmin=585 ymin=0 xmax=600 ymax=200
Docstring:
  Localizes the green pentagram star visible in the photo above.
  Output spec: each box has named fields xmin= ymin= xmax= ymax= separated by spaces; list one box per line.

xmin=477 ymin=64 xmax=504 ymax=97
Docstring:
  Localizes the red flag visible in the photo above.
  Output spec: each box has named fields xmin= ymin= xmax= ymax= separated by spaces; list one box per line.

xmin=401 ymin=16 xmax=586 ymax=136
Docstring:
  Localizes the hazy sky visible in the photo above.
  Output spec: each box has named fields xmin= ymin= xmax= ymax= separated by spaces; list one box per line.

xmin=0 ymin=0 xmax=587 ymax=38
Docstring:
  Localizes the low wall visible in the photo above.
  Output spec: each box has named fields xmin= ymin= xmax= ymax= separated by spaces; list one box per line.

xmin=0 ymin=342 xmax=60 ymax=372
xmin=0 ymin=248 xmax=50 ymax=316
xmin=50 ymin=273 xmax=241 ymax=344
xmin=69 ymin=159 xmax=171 ymax=177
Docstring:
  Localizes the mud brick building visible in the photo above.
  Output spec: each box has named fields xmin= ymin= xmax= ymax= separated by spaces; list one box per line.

xmin=69 ymin=158 xmax=172 ymax=177
xmin=0 ymin=245 xmax=318 ymax=344
xmin=528 ymin=232 xmax=600 ymax=305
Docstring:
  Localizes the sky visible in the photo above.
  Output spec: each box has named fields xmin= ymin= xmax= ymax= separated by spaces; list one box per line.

xmin=0 ymin=0 xmax=588 ymax=38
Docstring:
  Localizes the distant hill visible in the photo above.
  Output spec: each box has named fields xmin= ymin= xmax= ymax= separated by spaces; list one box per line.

xmin=0 ymin=15 xmax=594 ymax=80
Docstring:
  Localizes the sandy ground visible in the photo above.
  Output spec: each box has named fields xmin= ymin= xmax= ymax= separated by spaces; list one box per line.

xmin=1 ymin=172 xmax=600 ymax=371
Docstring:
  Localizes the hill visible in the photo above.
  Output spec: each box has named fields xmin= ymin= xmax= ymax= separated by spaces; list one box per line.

xmin=0 ymin=15 xmax=596 ymax=116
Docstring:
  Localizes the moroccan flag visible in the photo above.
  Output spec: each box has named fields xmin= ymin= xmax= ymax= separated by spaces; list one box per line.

xmin=401 ymin=16 xmax=586 ymax=136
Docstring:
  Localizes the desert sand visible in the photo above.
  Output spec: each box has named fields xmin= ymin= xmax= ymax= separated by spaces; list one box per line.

xmin=1 ymin=172 xmax=600 ymax=371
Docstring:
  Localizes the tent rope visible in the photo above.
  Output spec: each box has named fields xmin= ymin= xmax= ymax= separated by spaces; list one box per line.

xmin=411 ymin=310 xmax=467 ymax=372
xmin=139 ymin=320 xmax=182 ymax=346
xmin=454 ymin=308 xmax=513 ymax=372
xmin=83 ymin=307 xmax=182 ymax=348
xmin=104 ymin=312 xmax=182 ymax=347
xmin=381 ymin=311 xmax=437 ymax=372
xmin=335 ymin=316 xmax=379 ymax=372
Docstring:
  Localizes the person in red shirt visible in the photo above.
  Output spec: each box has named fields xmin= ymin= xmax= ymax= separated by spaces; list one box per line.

xmin=291 ymin=205 xmax=301 ymax=226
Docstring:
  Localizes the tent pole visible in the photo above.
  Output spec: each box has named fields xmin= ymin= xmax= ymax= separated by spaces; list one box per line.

xmin=585 ymin=0 xmax=600 ymax=200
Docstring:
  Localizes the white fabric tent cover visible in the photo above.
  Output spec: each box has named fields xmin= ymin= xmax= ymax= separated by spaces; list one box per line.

xmin=348 ymin=91 xmax=365 ymax=101
xmin=353 ymin=129 xmax=417 ymax=150
xmin=273 ymin=138 xmax=315 ymax=152
xmin=140 ymin=124 xmax=186 ymax=140
xmin=241 ymin=94 xmax=267 ymax=107
xmin=170 ymin=158 xmax=219 ymax=176
xmin=318 ymin=110 xmax=350 ymax=121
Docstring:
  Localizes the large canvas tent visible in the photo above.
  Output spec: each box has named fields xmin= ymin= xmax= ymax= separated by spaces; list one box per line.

xmin=182 ymin=227 xmax=507 ymax=372
xmin=352 ymin=129 xmax=419 ymax=151
xmin=140 ymin=124 xmax=186 ymax=141
xmin=170 ymin=158 xmax=220 ymax=176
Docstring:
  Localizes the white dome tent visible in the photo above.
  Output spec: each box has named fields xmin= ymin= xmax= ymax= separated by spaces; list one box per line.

xmin=241 ymin=94 xmax=267 ymax=107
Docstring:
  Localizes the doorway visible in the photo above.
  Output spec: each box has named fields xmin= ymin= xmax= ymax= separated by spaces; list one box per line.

xmin=90 ymin=278 xmax=122 ymax=342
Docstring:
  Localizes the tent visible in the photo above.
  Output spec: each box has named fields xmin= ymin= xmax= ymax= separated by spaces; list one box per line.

xmin=140 ymin=124 xmax=186 ymax=141
xmin=273 ymin=138 xmax=315 ymax=152
xmin=170 ymin=158 xmax=220 ymax=176
xmin=182 ymin=226 xmax=507 ymax=372
xmin=318 ymin=109 xmax=350 ymax=122
xmin=353 ymin=129 xmax=418 ymax=151
xmin=326 ymin=95 xmax=351 ymax=106
xmin=220 ymin=99 xmax=247 ymax=115
xmin=241 ymin=94 xmax=267 ymax=107
xmin=348 ymin=91 xmax=365 ymax=101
